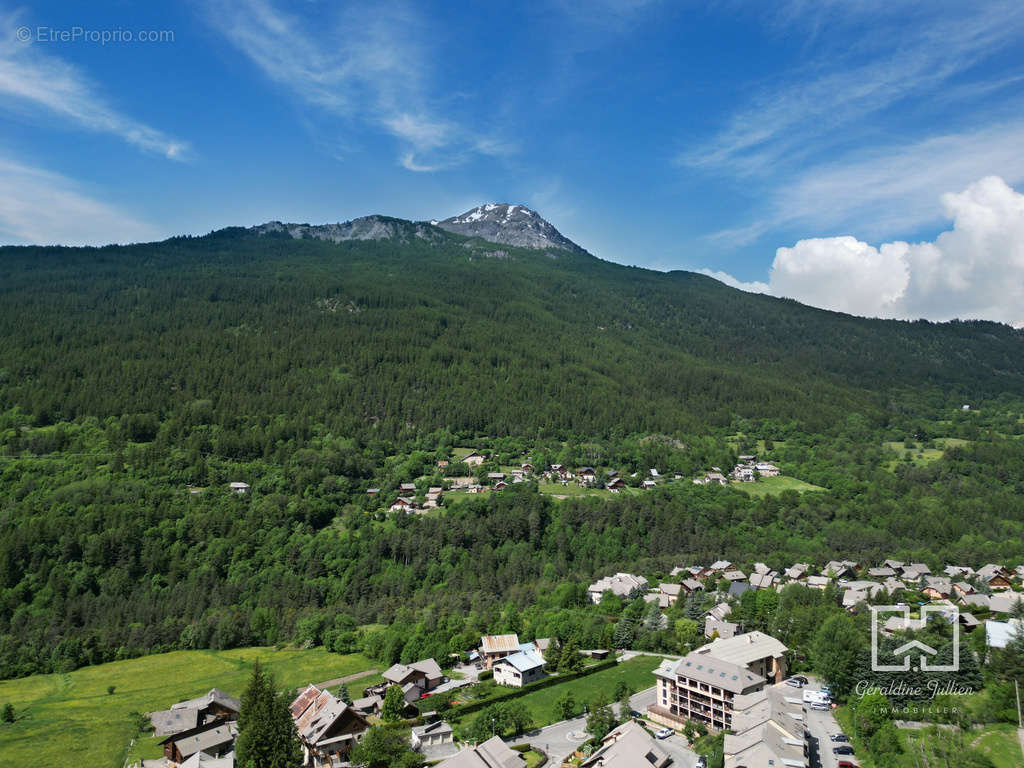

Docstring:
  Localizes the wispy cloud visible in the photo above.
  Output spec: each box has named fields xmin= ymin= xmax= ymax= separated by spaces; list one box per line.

xmin=0 ymin=157 xmax=159 ymax=245
xmin=207 ymin=0 xmax=513 ymax=172
xmin=0 ymin=12 xmax=190 ymax=160
xmin=681 ymin=3 xmax=1024 ymax=177
xmin=709 ymin=120 xmax=1024 ymax=247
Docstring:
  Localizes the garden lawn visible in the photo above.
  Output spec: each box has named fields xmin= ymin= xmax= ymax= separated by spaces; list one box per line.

xmin=0 ymin=647 xmax=378 ymax=768
xmin=509 ymin=655 xmax=661 ymax=729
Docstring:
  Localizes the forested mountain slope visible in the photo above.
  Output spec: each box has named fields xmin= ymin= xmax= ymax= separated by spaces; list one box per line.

xmin=1 ymin=220 xmax=1022 ymax=443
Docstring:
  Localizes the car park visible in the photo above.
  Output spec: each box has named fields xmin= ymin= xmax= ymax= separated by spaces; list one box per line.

xmin=655 ymin=727 xmax=674 ymax=739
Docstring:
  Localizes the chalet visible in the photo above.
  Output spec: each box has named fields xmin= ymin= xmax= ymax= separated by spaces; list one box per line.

xmin=487 ymin=472 xmax=505 ymax=481
xmin=680 ymin=578 xmax=704 ymax=595
xmin=389 ymin=497 xmax=415 ymax=513
xmin=805 ymin=575 xmax=830 ymax=590
xmin=732 ymin=465 xmax=755 ymax=482
xmin=160 ymin=721 xmax=236 ymax=764
xmin=705 ymin=617 xmax=739 ymax=639
xmin=581 ymin=720 xmax=670 ymax=768
xmin=588 ymin=572 xmax=649 ymax=603
xmin=520 ymin=462 xmax=535 ymax=473
xmin=577 ymin=467 xmax=597 ymax=486
xmin=708 ymin=560 xmax=734 ymax=574
xmin=709 ymin=602 xmax=732 ymax=622
xmin=479 ymin=634 xmax=522 ymax=668
xmin=884 ymin=577 xmax=908 ymax=594
xmin=953 ymin=581 xmax=976 ymax=598
xmin=493 ymin=648 xmax=546 ymax=687
xmin=351 ymin=694 xmax=381 ymax=716
xmin=738 ymin=455 xmax=756 ymax=464
xmin=977 ymin=564 xmax=1013 ymax=590
xmin=382 ymin=658 xmax=444 ymax=693
xmin=883 ymin=559 xmax=905 ymax=570
xmin=366 ymin=488 xmax=380 ymax=496
xmin=748 ymin=572 xmax=777 ymax=590
xmin=868 ymin=566 xmax=897 ymax=578
xmin=290 ymin=685 xmax=370 ymax=767
xmin=606 ymin=477 xmax=627 ymax=491
xmin=822 ymin=560 xmax=857 ymax=579
xmin=752 ymin=562 xmax=772 ymax=575
xmin=399 ymin=482 xmax=416 ymax=493
xmin=424 ymin=487 xmax=444 ymax=508
xmin=462 ymin=452 xmax=486 ymax=467
xmin=988 ymin=592 xmax=1024 ymax=615
xmin=944 ymin=564 xmax=974 ymax=578
xmin=722 ymin=569 xmax=747 ymax=582
xmin=959 ymin=613 xmax=981 ymax=632
xmin=493 ymin=480 xmax=509 ymax=491
xmin=672 ymin=565 xmax=707 ymax=579
xmin=784 ymin=563 xmax=810 ymax=581
xmin=229 ymin=482 xmax=250 ymax=494
xmin=641 ymin=479 xmax=657 ymax=489
xmin=958 ymin=593 xmax=991 ymax=610
xmin=655 ymin=583 xmax=682 ymax=607
xmin=434 ymin=736 xmax=525 ymax=768
xmin=922 ymin=576 xmax=953 ymax=600
xmin=151 ymin=688 xmax=241 ymax=736
xmin=703 ymin=472 xmax=727 ymax=486
xmin=900 ymin=563 xmax=932 ymax=582
xmin=650 ymin=468 xmax=660 ymax=478
xmin=754 ymin=462 xmax=781 ymax=477
xmin=411 ymin=720 xmax=454 ymax=750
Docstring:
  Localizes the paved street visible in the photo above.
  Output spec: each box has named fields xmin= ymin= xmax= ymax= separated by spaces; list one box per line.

xmin=515 ymin=686 xmax=699 ymax=766
xmin=800 ymin=678 xmax=849 ymax=768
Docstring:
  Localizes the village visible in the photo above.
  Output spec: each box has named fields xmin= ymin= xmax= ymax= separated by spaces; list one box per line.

xmin=362 ymin=452 xmax=789 ymax=516
xmin=135 ymin=555 xmax=1024 ymax=768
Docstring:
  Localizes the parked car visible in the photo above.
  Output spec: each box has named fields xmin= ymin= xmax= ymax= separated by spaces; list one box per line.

xmin=791 ymin=675 xmax=808 ymax=684
xmin=655 ymin=727 xmax=674 ymax=740
xmin=785 ymin=678 xmax=804 ymax=688
xmin=810 ymin=702 xmax=831 ymax=711
xmin=837 ymin=761 xmax=859 ymax=768
xmin=629 ymin=710 xmax=643 ymax=719
xmin=831 ymin=734 xmax=850 ymax=742
xmin=833 ymin=745 xmax=855 ymax=756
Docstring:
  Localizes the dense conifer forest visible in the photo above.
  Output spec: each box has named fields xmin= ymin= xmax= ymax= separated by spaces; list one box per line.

xmin=1 ymin=224 xmax=1023 ymax=679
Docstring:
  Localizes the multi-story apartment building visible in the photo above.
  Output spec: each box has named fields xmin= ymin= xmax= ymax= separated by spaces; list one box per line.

xmin=647 ymin=631 xmax=789 ymax=732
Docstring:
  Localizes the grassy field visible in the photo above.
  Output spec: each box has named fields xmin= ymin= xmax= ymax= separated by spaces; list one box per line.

xmin=881 ymin=438 xmax=970 ymax=470
xmin=0 ymin=647 xmax=379 ymax=768
xmin=732 ymin=475 xmax=826 ymax=497
xmin=537 ymin=482 xmax=641 ymax=499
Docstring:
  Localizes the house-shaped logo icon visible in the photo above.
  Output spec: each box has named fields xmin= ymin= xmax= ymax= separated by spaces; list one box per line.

xmin=871 ymin=605 xmax=959 ymax=672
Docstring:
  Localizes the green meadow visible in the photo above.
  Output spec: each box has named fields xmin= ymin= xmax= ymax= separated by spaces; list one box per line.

xmin=0 ymin=647 xmax=379 ymax=768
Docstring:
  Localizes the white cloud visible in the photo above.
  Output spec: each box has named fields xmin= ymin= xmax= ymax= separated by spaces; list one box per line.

xmin=0 ymin=14 xmax=189 ymax=160
xmin=703 ymin=176 xmax=1024 ymax=327
xmin=709 ymin=121 xmax=1024 ymax=247
xmin=0 ymin=157 xmax=159 ymax=245
xmin=208 ymin=0 xmax=511 ymax=171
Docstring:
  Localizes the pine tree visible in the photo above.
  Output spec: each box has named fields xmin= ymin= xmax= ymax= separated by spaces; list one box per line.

xmin=337 ymin=682 xmax=352 ymax=704
xmin=235 ymin=661 xmax=302 ymax=768
xmin=612 ymin=617 xmax=635 ymax=650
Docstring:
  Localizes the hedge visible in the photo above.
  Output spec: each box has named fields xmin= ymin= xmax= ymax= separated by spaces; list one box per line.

xmin=447 ymin=659 xmax=618 ymax=720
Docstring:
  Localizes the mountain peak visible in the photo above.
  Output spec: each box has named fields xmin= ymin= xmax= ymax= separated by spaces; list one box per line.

xmin=436 ymin=203 xmax=583 ymax=252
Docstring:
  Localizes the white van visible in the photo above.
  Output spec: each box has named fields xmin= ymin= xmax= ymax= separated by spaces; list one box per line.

xmin=803 ymin=689 xmax=831 ymax=706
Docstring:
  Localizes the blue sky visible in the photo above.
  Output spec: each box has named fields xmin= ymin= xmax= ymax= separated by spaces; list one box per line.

xmin=2 ymin=1 xmax=1024 ymax=323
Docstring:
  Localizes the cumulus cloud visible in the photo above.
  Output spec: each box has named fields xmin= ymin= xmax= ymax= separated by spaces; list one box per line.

xmin=704 ymin=176 xmax=1024 ymax=327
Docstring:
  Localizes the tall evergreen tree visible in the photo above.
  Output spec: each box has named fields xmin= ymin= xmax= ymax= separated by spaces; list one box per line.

xmin=235 ymin=661 xmax=302 ymax=768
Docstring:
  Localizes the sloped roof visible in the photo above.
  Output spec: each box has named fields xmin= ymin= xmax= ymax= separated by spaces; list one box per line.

xmin=699 ymin=630 xmax=788 ymax=667
xmin=581 ymin=720 xmax=670 ymax=768
xmin=494 ymin=649 xmax=545 ymax=673
xmin=435 ymin=735 xmax=524 ymax=768
xmin=481 ymin=634 xmax=520 ymax=654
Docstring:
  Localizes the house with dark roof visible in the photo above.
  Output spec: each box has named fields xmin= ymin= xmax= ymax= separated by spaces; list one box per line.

xmin=160 ymin=721 xmax=237 ymax=763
